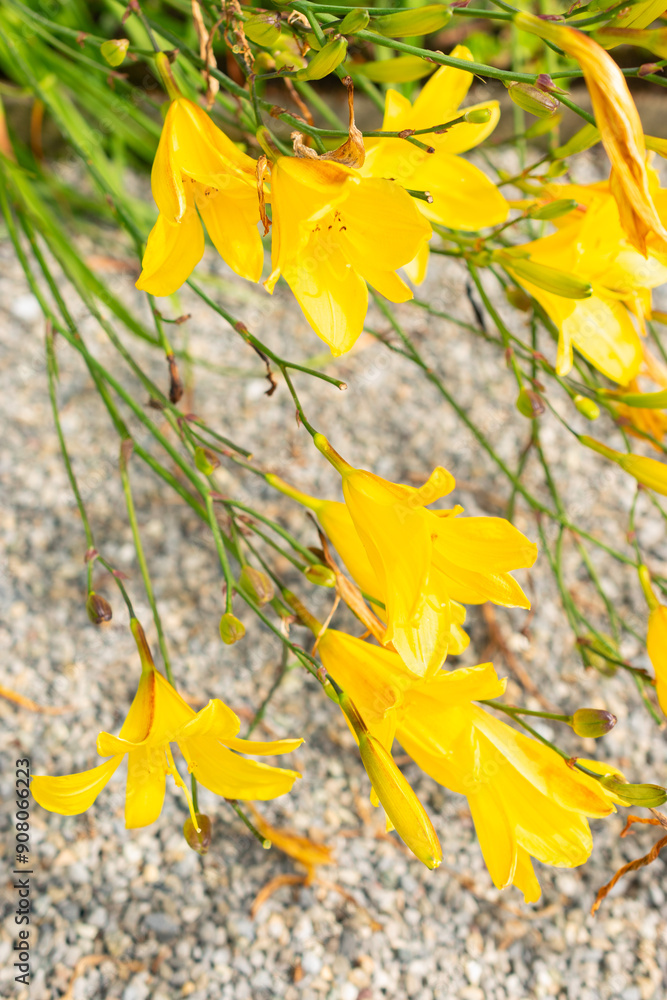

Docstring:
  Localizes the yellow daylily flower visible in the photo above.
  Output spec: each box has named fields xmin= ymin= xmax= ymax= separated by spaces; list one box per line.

xmin=136 ymin=56 xmax=263 ymax=296
xmin=264 ymin=155 xmax=431 ymax=356
xmin=318 ymin=629 xmax=619 ymax=902
xmin=515 ymin=11 xmax=667 ymax=257
xmin=360 ymin=44 xmax=508 ymax=284
xmin=640 ymin=565 xmax=667 ymax=715
xmin=31 ymin=620 xmax=302 ymax=828
xmin=506 ymin=182 xmax=667 ymax=382
xmin=275 ymin=445 xmax=537 ymax=678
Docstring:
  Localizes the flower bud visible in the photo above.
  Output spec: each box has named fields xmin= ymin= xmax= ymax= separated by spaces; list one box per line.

xmin=505 ymin=286 xmax=532 ymax=312
xmin=184 ymin=813 xmax=212 ymax=854
xmin=598 ymin=777 xmax=667 ymax=808
xmin=571 ymin=708 xmax=617 ymax=738
xmin=303 ymin=564 xmax=337 ymax=588
xmin=339 ymin=9 xmax=370 ymax=33
xmin=355 ymin=55 xmax=435 ymax=82
xmin=546 ymin=159 xmax=568 ymax=178
xmin=86 ymin=591 xmax=112 ymax=625
xmin=244 ymin=14 xmax=282 ymax=47
xmin=296 ymin=36 xmax=348 ymax=80
xmin=100 ymin=39 xmax=129 ymax=67
xmin=239 ymin=565 xmax=275 ymax=605
xmin=581 ymin=437 xmax=667 ymax=496
xmin=578 ymin=633 xmax=619 ymax=676
xmin=219 ymin=612 xmax=246 ymax=644
xmin=573 ymin=394 xmax=600 ymax=421
xmin=371 ymin=4 xmax=452 ymax=37
xmin=529 ymin=198 xmax=578 ymax=221
xmin=340 ymin=693 xmax=442 ymax=869
xmin=506 ymin=82 xmax=560 ymax=119
xmin=498 ymin=252 xmax=592 ymax=300
xmin=645 ymin=134 xmax=667 ymax=159
xmin=194 ymin=446 xmax=219 ymax=475
xmin=553 ymin=123 xmax=601 ymax=158
xmin=516 ymin=388 xmax=545 ymax=419
xmin=463 ymin=108 xmax=492 ymax=124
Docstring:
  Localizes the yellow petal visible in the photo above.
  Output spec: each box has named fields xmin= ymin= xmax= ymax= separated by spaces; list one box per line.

xmin=647 ymin=605 xmax=667 ymax=715
xmin=403 ymin=241 xmax=430 ymax=286
xmin=513 ymin=847 xmax=542 ymax=903
xmin=433 ymin=515 xmax=538 ymax=573
xmin=222 ymin=736 xmax=304 ymax=755
xmin=31 ymin=756 xmax=123 ymax=815
xmin=361 ymin=266 xmax=414 ymax=303
xmin=562 ymin=294 xmax=643 ymax=383
xmin=281 ymin=232 xmax=369 ymax=356
xmin=195 ymin=183 xmax=264 ymax=283
xmin=151 ymin=103 xmax=186 ymax=222
xmin=317 ymin=500 xmax=381 ymax=600
xmin=178 ymin=698 xmax=241 ymax=741
xmin=181 ymin=736 xmax=301 ymax=799
xmin=380 ymin=87 xmax=415 ymax=131
xmin=170 ymin=99 xmax=256 ymax=181
xmin=340 ymin=177 xmax=432 ymax=275
xmin=317 ymin=629 xmax=406 ymax=723
xmin=467 ymin=780 xmax=517 ymax=890
xmin=431 ymin=101 xmax=501 ymax=156
xmin=136 ymin=209 xmax=205 ymax=297
xmin=411 ymin=153 xmax=509 ymax=231
xmin=125 ymin=746 xmax=168 ymax=828
xmin=411 ymin=45 xmax=477 ymax=125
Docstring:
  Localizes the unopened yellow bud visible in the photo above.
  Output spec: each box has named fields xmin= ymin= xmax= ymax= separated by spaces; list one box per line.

xmin=371 ymin=5 xmax=452 ymax=37
xmin=239 ymin=565 xmax=275 ymax=605
xmin=529 ymin=198 xmax=578 ymax=221
xmin=339 ymin=9 xmax=370 ymax=33
xmin=605 ymin=387 xmax=667 ymax=409
xmin=303 ymin=564 xmax=337 ymax=588
xmin=194 ymin=446 xmax=219 ymax=475
xmin=354 ymin=55 xmax=435 ymax=82
xmin=645 ymin=134 xmax=667 ymax=158
xmin=570 ymin=708 xmax=617 ymax=738
xmin=506 ymin=82 xmax=560 ymax=118
xmin=581 ymin=437 xmax=667 ymax=496
xmin=184 ymin=813 xmax=212 ymax=854
xmin=86 ymin=591 xmax=112 ymax=625
xmin=244 ymin=14 xmax=282 ymax=47
xmin=219 ymin=612 xmax=246 ymax=644
xmin=296 ymin=36 xmax=348 ymax=80
xmin=100 ymin=38 xmax=130 ymax=67
xmin=498 ymin=252 xmax=593 ymax=299
xmin=573 ymin=394 xmax=600 ymax=420
xmin=340 ymin=693 xmax=442 ymax=869
xmin=598 ymin=777 xmax=667 ymax=808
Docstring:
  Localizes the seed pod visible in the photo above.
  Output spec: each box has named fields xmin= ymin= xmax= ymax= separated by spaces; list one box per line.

xmin=598 ymin=777 xmax=667 ymax=808
xmin=573 ymin=394 xmax=600 ymax=421
xmin=339 ymin=9 xmax=370 ymax=33
xmin=239 ymin=565 xmax=275 ymax=605
xmin=194 ymin=446 xmax=218 ymax=475
xmin=529 ymin=199 xmax=578 ymax=221
xmin=371 ymin=5 xmax=452 ymax=38
xmin=86 ymin=592 xmax=113 ymax=625
xmin=184 ymin=814 xmax=212 ymax=854
xmin=296 ymin=36 xmax=348 ymax=80
xmin=100 ymin=39 xmax=129 ymax=67
xmin=219 ymin=612 xmax=246 ymax=645
xmin=505 ymin=286 xmax=532 ymax=312
xmin=353 ymin=55 xmax=435 ymax=83
xmin=507 ymin=82 xmax=560 ymax=118
xmin=516 ymin=388 xmax=545 ymax=419
xmin=571 ymin=708 xmax=617 ymax=738
xmin=244 ymin=14 xmax=282 ymax=47
xmin=303 ymin=564 xmax=337 ymax=588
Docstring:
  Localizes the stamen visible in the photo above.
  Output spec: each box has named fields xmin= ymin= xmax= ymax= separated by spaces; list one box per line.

xmin=165 ymin=744 xmax=200 ymax=832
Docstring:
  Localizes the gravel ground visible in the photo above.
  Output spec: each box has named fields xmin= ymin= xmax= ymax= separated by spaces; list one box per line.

xmin=2 ymin=153 xmax=667 ymax=1000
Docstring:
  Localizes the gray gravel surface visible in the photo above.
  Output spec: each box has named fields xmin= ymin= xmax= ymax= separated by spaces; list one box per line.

xmin=2 ymin=153 xmax=667 ymax=1000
